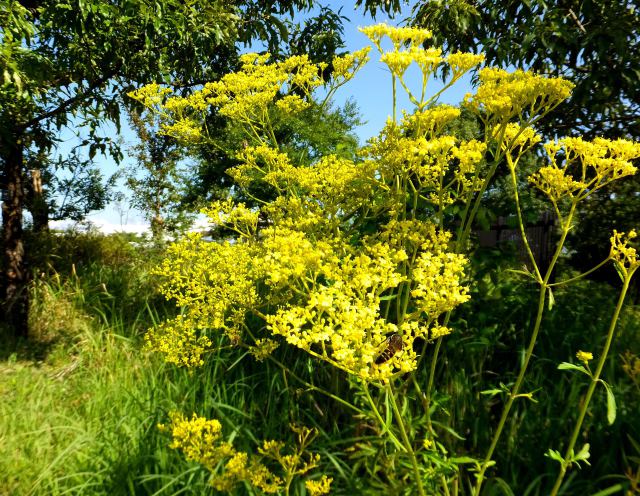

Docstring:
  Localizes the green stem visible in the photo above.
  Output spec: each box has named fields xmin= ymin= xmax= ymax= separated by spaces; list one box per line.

xmin=362 ymin=382 xmax=405 ymax=451
xmin=547 ymin=256 xmax=611 ymax=287
xmin=507 ymin=155 xmax=542 ymax=282
xmin=424 ymin=154 xmax=503 ymax=431
xmin=387 ymin=383 xmax=426 ymax=496
xmin=392 ymin=75 xmax=397 ymax=123
xmin=473 ymin=283 xmax=546 ymax=494
xmin=549 ymin=276 xmax=632 ymax=496
xmin=473 ymin=203 xmax=577 ymax=495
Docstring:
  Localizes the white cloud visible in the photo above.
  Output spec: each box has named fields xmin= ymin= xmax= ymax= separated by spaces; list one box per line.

xmin=49 ymin=218 xmax=149 ymax=234
xmin=49 ymin=213 xmax=211 ymax=235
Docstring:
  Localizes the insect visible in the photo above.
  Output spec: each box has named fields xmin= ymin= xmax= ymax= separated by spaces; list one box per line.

xmin=375 ymin=333 xmax=404 ymax=365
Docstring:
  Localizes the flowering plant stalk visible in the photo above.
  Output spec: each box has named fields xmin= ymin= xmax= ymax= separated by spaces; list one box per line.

xmin=472 ymin=135 xmax=640 ymax=494
xmin=131 ymin=23 xmax=640 ymax=494
xmin=547 ymin=231 xmax=639 ymax=495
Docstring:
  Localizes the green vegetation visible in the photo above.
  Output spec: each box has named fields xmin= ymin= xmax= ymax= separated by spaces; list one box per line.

xmin=1 ymin=232 xmax=639 ymax=494
xmin=2 ymin=1 xmax=640 ymax=494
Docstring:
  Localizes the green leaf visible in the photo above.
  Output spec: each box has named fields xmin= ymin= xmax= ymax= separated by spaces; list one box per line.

xmin=557 ymin=362 xmax=589 ymax=376
xmin=545 ymin=449 xmax=564 ymax=464
xmin=574 ymin=443 xmax=591 ymax=466
xmin=548 ymin=287 xmax=555 ymax=310
xmin=449 ymin=456 xmax=478 ymax=464
xmin=480 ymin=388 xmax=503 ymax=397
xmin=601 ymin=381 xmax=617 ymax=425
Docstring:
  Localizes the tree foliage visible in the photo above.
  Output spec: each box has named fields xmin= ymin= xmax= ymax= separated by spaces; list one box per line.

xmin=363 ymin=0 xmax=640 ymax=140
xmin=0 ymin=0 xmax=345 ymax=338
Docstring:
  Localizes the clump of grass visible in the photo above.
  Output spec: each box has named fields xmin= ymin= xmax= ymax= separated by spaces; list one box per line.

xmin=1 ymin=291 xmax=210 ymax=495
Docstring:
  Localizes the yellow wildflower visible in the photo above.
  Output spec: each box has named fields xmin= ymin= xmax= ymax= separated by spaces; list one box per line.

xmin=305 ymin=475 xmax=333 ymax=496
xmin=401 ymin=105 xmax=461 ymax=135
xmin=331 ymin=47 xmax=371 ymax=83
xmin=530 ymin=137 xmax=640 ymax=203
xmin=359 ymin=23 xmax=432 ymax=50
xmin=447 ymin=51 xmax=485 ymax=74
xmin=493 ymin=122 xmax=542 ymax=159
xmin=465 ymin=67 xmax=574 ymax=122
xmin=576 ymin=350 xmax=594 ymax=364
xmin=250 ymin=338 xmax=280 ymax=362
xmin=127 ymin=83 xmax=172 ymax=107
xmin=610 ymin=230 xmax=639 ymax=280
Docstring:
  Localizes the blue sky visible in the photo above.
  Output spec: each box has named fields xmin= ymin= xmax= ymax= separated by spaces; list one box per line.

xmin=54 ymin=2 xmax=475 ymax=233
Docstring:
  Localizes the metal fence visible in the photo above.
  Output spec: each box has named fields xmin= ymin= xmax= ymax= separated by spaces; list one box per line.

xmin=476 ymin=211 xmax=556 ymax=273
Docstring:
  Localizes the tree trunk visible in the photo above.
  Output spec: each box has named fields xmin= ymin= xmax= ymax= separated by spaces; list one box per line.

xmin=30 ymin=168 xmax=50 ymax=233
xmin=1 ymin=134 xmax=29 ymax=339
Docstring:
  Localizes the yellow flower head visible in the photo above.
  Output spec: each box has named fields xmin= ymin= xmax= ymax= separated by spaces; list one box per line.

xmin=465 ymin=68 xmax=574 ymax=122
xmin=359 ymin=23 xmax=432 ymax=50
xmin=127 ymin=83 xmax=172 ymax=107
xmin=531 ymin=137 xmax=640 ymax=203
xmin=331 ymin=47 xmax=371 ymax=83
xmin=610 ymin=229 xmax=639 ymax=280
xmin=305 ymin=475 xmax=333 ymax=496
xmin=493 ymin=123 xmax=542 ymax=158
xmin=446 ymin=51 xmax=485 ymax=74
xmin=576 ymin=350 xmax=594 ymax=364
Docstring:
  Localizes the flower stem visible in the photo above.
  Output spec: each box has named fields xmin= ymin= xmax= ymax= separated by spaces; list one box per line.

xmin=362 ymin=382 xmax=405 ymax=452
xmin=473 ymin=178 xmax=577 ymax=496
xmin=473 ymin=282 xmax=547 ymax=494
xmin=387 ymin=383 xmax=426 ymax=496
xmin=549 ymin=276 xmax=631 ymax=495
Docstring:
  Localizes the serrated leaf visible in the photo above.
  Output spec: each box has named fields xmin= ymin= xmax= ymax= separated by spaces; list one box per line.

xmin=545 ymin=449 xmax=564 ymax=464
xmin=574 ymin=443 xmax=591 ymax=465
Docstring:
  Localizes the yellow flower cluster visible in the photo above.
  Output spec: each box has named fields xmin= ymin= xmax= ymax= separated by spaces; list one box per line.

xmin=231 ymin=145 xmax=376 ymax=212
xmin=266 ymin=242 xmax=413 ymax=381
xmin=447 ymin=51 xmax=486 ymax=75
xmin=202 ymin=198 xmax=259 ymax=237
xmin=263 ymin=224 xmax=470 ymax=381
xmin=147 ymin=233 xmax=265 ymax=363
xmin=144 ymin=25 xmax=485 ymax=382
xmin=361 ymin=24 xmax=483 ymax=109
xmin=127 ymin=83 xmax=172 ymax=106
xmin=208 ymin=52 xmax=325 ymax=122
xmin=144 ymin=314 xmax=212 ymax=367
xmin=305 ymin=475 xmax=333 ymax=496
xmin=160 ymin=412 xmax=284 ymax=493
xmin=610 ymin=230 xmax=639 ymax=280
xmin=494 ymin=122 xmax=543 ymax=160
xmin=249 ymin=338 xmax=280 ymax=362
xmin=530 ymin=137 xmax=640 ymax=203
xmin=364 ymin=119 xmax=486 ymax=208
xmin=465 ymin=68 xmax=574 ymax=122
xmin=128 ymin=52 xmax=339 ymax=144
xmin=260 ymin=227 xmax=335 ymax=287
xmin=258 ymin=425 xmax=323 ymax=483
xmin=410 ymin=230 xmax=470 ymax=318
xmin=360 ymin=23 xmax=432 ymax=49
xmin=528 ymin=165 xmax=587 ymax=202
xmin=401 ymin=105 xmax=461 ymax=135
xmin=377 ymin=219 xmax=442 ymax=253
xmin=162 ymin=416 xmax=330 ymax=494
xmin=331 ymin=47 xmax=371 ymax=83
